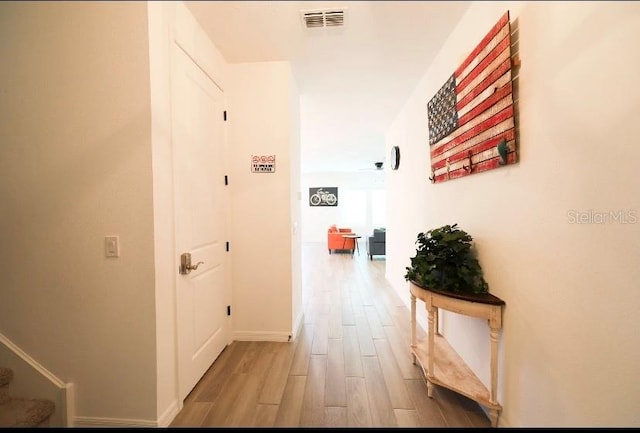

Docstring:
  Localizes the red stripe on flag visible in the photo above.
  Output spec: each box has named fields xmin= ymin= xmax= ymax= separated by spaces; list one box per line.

xmin=433 ymin=151 xmax=516 ymax=183
xmin=454 ymin=11 xmax=510 ymax=78
xmin=454 ymin=106 xmax=513 ymax=146
xmin=458 ymin=72 xmax=511 ymax=118
xmin=469 ymin=132 xmax=515 ymax=160
xmin=431 ymin=115 xmax=513 ymax=159
xmin=432 ymin=151 xmax=472 ymax=171
xmin=455 ymin=35 xmax=510 ymax=95
xmin=431 ymin=130 xmax=515 ymax=171
xmin=458 ymin=82 xmax=513 ymax=127
xmin=457 ymin=59 xmax=511 ymax=111
xmin=472 ymin=151 xmax=518 ymax=174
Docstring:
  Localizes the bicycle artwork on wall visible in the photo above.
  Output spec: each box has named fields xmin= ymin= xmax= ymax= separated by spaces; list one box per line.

xmin=309 ymin=187 xmax=338 ymax=207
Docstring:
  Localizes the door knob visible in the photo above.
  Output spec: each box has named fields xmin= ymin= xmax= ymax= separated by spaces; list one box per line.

xmin=179 ymin=252 xmax=204 ymax=275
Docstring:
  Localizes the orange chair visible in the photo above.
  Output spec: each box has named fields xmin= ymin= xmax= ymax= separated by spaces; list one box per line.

xmin=328 ymin=225 xmax=355 ymax=254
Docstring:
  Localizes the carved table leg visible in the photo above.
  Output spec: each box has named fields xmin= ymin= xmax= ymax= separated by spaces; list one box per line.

xmin=490 ymin=327 xmax=499 ymax=398
xmin=427 ymin=303 xmax=434 ymax=398
xmin=489 ymin=409 xmax=499 ymax=428
xmin=489 ymin=323 xmax=500 ymax=427
xmin=410 ymin=294 xmax=416 ymax=364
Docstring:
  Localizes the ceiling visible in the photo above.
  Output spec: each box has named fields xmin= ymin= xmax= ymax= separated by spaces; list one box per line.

xmin=185 ymin=1 xmax=471 ymax=173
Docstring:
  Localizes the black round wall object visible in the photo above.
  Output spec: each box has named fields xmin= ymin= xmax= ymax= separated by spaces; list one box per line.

xmin=390 ymin=146 xmax=400 ymax=170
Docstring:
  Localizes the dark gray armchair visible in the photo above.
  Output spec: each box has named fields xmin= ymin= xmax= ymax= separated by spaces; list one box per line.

xmin=367 ymin=228 xmax=386 ymax=260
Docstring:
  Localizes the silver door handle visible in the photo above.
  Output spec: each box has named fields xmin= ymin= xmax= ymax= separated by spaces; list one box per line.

xmin=179 ymin=252 xmax=204 ymax=275
xmin=188 ymin=262 xmax=204 ymax=271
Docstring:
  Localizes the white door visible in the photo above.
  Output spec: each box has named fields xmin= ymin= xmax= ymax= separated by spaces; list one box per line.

xmin=171 ymin=41 xmax=230 ymax=401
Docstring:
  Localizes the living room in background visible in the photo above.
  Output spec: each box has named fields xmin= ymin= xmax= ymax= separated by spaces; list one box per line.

xmin=371 ymin=189 xmax=386 ymax=228
xmin=367 ymin=227 xmax=386 ymax=260
xmin=309 ymin=186 xmax=338 ymax=206
xmin=339 ymin=189 xmax=366 ymax=225
xmin=299 ymin=171 xmax=387 ymax=244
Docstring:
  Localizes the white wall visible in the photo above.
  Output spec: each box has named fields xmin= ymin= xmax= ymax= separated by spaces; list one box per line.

xmin=289 ymin=76 xmax=304 ymax=338
xmin=301 ymin=171 xmax=385 ymax=243
xmin=147 ymin=1 xmax=229 ymax=425
xmin=0 ymin=1 xmax=157 ymax=422
xmin=228 ymin=61 xmax=301 ymax=341
xmin=387 ymin=1 xmax=640 ymax=427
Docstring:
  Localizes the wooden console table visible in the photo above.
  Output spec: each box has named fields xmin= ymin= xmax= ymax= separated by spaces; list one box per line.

xmin=409 ymin=281 xmax=505 ymax=427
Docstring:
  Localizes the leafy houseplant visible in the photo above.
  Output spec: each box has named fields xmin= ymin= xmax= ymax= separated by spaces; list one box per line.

xmin=404 ymin=224 xmax=489 ymax=294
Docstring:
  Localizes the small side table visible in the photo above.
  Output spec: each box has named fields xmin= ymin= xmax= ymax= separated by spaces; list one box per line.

xmin=341 ymin=234 xmax=362 ymax=256
xmin=409 ymin=281 xmax=505 ymax=427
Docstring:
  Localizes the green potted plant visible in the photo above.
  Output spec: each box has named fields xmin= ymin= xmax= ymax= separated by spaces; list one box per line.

xmin=404 ymin=223 xmax=489 ymax=294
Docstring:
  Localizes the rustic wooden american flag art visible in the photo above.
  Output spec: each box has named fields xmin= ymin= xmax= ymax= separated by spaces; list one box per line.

xmin=428 ymin=11 xmax=517 ymax=183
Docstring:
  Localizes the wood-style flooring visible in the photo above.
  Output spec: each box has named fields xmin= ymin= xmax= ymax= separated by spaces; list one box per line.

xmin=170 ymin=242 xmax=491 ymax=428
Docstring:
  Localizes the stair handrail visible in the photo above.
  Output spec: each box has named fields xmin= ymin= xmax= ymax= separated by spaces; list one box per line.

xmin=0 ymin=331 xmax=74 ymax=426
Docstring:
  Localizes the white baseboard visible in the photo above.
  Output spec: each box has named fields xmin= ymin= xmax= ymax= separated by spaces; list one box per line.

xmin=73 ymin=416 xmax=158 ymax=427
xmin=70 ymin=400 xmax=179 ymax=427
xmin=232 ymin=331 xmax=292 ymax=342
xmin=157 ymin=400 xmax=180 ymax=427
xmin=292 ymin=310 xmax=304 ymax=341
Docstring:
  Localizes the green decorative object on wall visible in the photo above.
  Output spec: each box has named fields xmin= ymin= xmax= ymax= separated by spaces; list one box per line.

xmin=497 ymin=138 xmax=508 ymax=165
xmin=404 ymin=224 xmax=489 ymax=294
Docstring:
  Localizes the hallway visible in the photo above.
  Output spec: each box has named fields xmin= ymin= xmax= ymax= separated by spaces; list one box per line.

xmin=170 ymin=242 xmax=491 ymax=427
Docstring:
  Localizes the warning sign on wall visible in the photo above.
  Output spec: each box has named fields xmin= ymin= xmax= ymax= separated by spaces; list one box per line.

xmin=251 ymin=155 xmax=276 ymax=173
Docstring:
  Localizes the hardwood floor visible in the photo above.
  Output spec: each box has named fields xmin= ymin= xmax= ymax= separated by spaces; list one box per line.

xmin=170 ymin=242 xmax=491 ymax=428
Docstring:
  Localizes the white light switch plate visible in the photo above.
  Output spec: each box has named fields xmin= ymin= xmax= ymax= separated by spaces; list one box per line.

xmin=105 ymin=236 xmax=120 ymax=258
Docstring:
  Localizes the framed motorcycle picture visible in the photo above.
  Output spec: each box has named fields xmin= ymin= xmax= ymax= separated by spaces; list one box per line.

xmin=309 ymin=187 xmax=338 ymax=207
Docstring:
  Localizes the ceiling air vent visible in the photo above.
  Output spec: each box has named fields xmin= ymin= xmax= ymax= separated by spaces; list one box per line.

xmin=301 ymin=8 xmax=346 ymax=28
